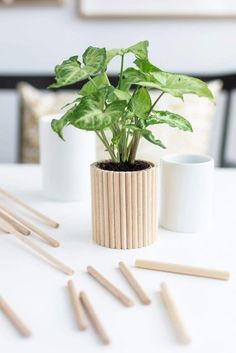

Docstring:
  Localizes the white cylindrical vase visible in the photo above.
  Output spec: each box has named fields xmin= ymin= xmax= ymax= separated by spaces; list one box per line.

xmin=160 ymin=154 xmax=214 ymax=233
xmin=39 ymin=115 xmax=96 ymax=201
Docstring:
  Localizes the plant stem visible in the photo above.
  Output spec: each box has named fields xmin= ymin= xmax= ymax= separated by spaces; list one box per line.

xmin=96 ymin=131 xmax=118 ymax=162
xmin=88 ymin=76 xmax=98 ymax=89
xmin=117 ymin=55 xmax=124 ymax=89
xmin=149 ymin=92 xmax=165 ymax=114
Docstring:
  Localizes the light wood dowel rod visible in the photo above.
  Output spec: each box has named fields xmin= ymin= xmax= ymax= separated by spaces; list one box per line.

xmin=0 ymin=296 xmax=31 ymax=337
xmin=0 ymin=204 xmax=60 ymax=247
xmin=0 ymin=219 xmax=73 ymax=276
xmin=135 ymin=259 xmax=230 ymax=281
xmin=67 ymin=280 xmax=86 ymax=330
xmin=160 ymin=282 xmax=191 ymax=344
xmin=118 ymin=262 xmax=151 ymax=305
xmin=0 ymin=187 xmax=59 ymax=228
xmin=87 ymin=266 xmax=134 ymax=307
xmin=80 ymin=291 xmax=110 ymax=345
xmin=0 ymin=210 xmax=30 ymax=236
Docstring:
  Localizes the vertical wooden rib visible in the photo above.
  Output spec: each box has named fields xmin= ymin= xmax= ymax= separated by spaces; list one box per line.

xmin=90 ymin=166 xmax=96 ymax=243
xmin=131 ymin=172 xmax=138 ymax=248
xmin=137 ymin=172 xmax=143 ymax=248
xmin=98 ymin=170 xmax=105 ymax=246
xmin=108 ymin=172 xmax=115 ymax=249
xmin=152 ymin=167 xmax=157 ymax=243
xmin=126 ymin=173 xmax=132 ymax=249
xmin=147 ymin=169 xmax=152 ymax=245
xmin=102 ymin=172 xmax=109 ymax=248
xmin=120 ymin=173 xmax=127 ymax=249
xmin=142 ymin=171 xmax=148 ymax=247
xmin=114 ymin=172 xmax=121 ymax=249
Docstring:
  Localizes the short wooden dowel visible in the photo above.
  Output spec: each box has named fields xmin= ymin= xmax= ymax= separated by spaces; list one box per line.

xmin=0 ymin=204 xmax=60 ymax=247
xmin=0 ymin=296 xmax=31 ymax=337
xmin=160 ymin=282 xmax=191 ymax=344
xmin=135 ymin=259 xmax=230 ymax=281
xmin=87 ymin=266 xmax=134 ymax=307
xmin=0 ymin=210 xmax=30 ymax=236
xmin=118 ymin=262 xmax=151 ymax=305
xmin=0 ymin=187 xmax=59 ymax=228
xmin=80 ymin=291 xmax=110 ymax=345
xmin=67 ymin=280 xmax=86 ymax=330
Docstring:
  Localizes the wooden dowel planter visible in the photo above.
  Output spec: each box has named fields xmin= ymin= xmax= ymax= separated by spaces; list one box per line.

xmin=80 ymin=291 xmax=110 ymax=345
xmin=87 ymin=266 xmax=134 ymax=307
xmin=118 ymin=262 xmax=151 ymax=305
xmin=0 ymin=218 xmax=73 ymax=276
xmin=67 ymin=280 xmax=86 ymax=330
xmin=135 ymin=259 xmax=230 ymax=281
xmin=0 ymin=296 xmax=31 ymax=337
xmin=0 ymin=187 xmax=59 ymax=228
xmin=90 ymin=162 xmax=157 ymax=249
xmin=160 ymin=282 xmax=191 ymax=344
xmin=0 ymin=204 xmax=60 ymax=247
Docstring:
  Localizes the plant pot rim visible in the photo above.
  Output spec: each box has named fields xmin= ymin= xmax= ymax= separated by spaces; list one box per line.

xmin=91 ymin=160 xmax=156 ymax=173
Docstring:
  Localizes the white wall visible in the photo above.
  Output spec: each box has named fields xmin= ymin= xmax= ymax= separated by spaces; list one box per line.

xmin=0 ymin=0 xmax=235 ymax=163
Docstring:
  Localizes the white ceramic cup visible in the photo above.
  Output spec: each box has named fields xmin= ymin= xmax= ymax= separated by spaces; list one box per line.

xmin=39 ymin=115 xmax=96 ymax=201
xmin=160 ymin=154 xmax=214 ymax=233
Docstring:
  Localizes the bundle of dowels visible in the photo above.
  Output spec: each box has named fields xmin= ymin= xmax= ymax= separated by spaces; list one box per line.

xmin=0 ymin=187 xmax=74 ymax=276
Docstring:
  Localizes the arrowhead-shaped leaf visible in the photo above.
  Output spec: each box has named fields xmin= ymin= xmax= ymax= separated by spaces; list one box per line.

xmin=106 ymin=41 xmax=149 ymax=64
xmin=79 ymin=73 xmax=109 ymax=96
xmin=128 ymin=87 xmax=151 ymax=119
xmin=146 ymin=111 xmax=193 ymax=132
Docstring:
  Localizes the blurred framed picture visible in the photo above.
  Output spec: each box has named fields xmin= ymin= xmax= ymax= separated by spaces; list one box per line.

xmin=0 ymin=0 xmax=64 ymax=5
xmin=78 ymin=0 xmax=236 ymax=19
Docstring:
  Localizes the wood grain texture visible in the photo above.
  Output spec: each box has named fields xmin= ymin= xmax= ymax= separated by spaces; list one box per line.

xmin=90 ymin=163 xmax=157 ymax=249
xmin=67 ymin=280 xmax=86 ymax=330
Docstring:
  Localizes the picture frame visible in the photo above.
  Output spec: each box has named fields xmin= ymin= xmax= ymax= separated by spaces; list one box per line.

xmin=0 ymin=0 xmax=64 ymax=5
xmin=78 ymin=0 xmax=236 ymax=19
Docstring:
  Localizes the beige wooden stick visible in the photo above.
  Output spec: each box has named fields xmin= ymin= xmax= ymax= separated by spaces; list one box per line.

xmin=0 ymin=210 xmax=30 ymax=236
xmin=80 ymin=291 xmax=110 ymax=345
xmin=135 ymin=259 xmax=230 ymax=281
xmin=87 ymin=266 xmax=133 ymax=307
xmin=0 ymin=204 xmax=60 ymax=247
xmin=160 ymin=282 xmax=191 ymax=344
xmin=0 ymin=187 xmax=59 ymax=228
xmin=67 ymin=280 xmax=86 ymax=330
xmin=0 ymin=219 xmax=73 ymax=276
xmin=0 ymin=296 xmax=31 ymax=337
xmin=118 ymin=262 xmax=151 ymax=305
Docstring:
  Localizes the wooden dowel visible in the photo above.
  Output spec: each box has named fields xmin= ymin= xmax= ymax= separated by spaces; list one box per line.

xmin=0 ymin=204 xmax=60 ymax=247
xmin=87 ymin=266 xmax=133 ymax=307
xmin=135 ymin=259 xmax=230 ymax=281
xmin=0 ymin=187 xmax=59 ymax=228
xmin=80 ymin=291 xmax=110 ymax=345
xmin=0 ymin=210 xmax=30 ymax=236
xmin=67 ymin=280 xmax=86 ymax=330
xmin=0 ymin=219 xmax=74 ymax=276
xmin=0 ymin=296 xmax=31 ymax=337
xmin=160 ymin=282 xmax=191 ymax=344
xmin=118 ymin=262 xmax=151 ymax=305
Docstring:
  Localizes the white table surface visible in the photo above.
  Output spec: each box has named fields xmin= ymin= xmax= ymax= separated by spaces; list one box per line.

xmin=0 ymin=164 xmax=236 ymax=353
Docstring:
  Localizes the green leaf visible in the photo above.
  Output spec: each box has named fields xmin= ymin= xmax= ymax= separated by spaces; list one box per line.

xmin=128 ymin=87 xmax=151 ymax=119
xmin=82 ymin=46 xmax=106 ymax=74
xmin=106 ymin=40 xmax=149 ymax=65
xmin=108 ymin=89 xmax=131 ymax=103
xmin=80 ymin=73 xmax=109 ymax=96
xmin=134 ymin=58 xmax=161 ymax=73
xmin=140 ymin=129 xmax=166 ymax=148
xmin=126 ymin=40 xmax=149 ymax=59
xmin=51 ymin=107 xmax=76 ymax=139
xmin=49 ymin=47 xmax=106 ymax=88
xmin=71 ymin=97 xmax=126 ymax=131
xmin=146 ymin=111 xmax=193 ymax=132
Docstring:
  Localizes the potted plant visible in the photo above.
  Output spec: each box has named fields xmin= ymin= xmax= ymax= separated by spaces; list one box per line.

xmin=49 ymin=40 xmax=213 ymax=249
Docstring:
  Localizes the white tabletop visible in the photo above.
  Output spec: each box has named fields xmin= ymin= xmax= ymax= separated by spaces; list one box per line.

xmin=0 ymin=164 xmax=235 ymax=353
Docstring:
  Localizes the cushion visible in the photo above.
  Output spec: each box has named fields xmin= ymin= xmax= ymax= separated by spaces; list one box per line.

xmin=18 ymin=82 xmax=77 ymax=163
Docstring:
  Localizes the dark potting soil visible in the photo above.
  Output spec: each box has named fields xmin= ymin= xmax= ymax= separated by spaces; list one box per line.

xmin=97 ymin=160 xmax=152 ymax=172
